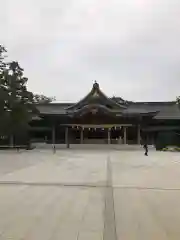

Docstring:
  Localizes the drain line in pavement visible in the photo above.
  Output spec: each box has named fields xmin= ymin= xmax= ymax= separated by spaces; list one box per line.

xmin=103 ymin=154 xmax=117 ymax=240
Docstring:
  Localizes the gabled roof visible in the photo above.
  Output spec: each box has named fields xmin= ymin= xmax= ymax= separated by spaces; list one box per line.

xmin=35 ymin=101 xmax=180 ymax=119
xmin=67 ymin=81 xmax=127 ymax=112
xmin=36 ymin=103 xmax=70 ymax=115
xmin=68 ymin=104 xmax=124 ymax=117
xmin=124 ymin=102 xmax=180 ymax=119
xmin=34 ymin=83 xmax=180 ymax=120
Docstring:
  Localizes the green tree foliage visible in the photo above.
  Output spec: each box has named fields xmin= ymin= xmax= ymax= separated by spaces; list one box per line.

xmin=33 ymin=94 xmax=55 ymax=104
xmin=0 ymin=46 xmax=9 ymax=135
xmin=2 ymin=61 xmax=36 ymax=133
xmin=0 ymin=59 xmax=35 ymax=139
xmin=0 ymin=45 xmax=53 ymax=143
xmin=177 ymin=96 xmax=180 ymax=105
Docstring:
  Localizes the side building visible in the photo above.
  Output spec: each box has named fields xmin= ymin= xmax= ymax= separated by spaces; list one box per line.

xmin=29 ymin=82 xmax=180 ymax=149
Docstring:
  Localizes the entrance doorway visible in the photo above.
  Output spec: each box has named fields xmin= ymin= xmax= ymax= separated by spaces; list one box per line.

xmin=64 ymin=124 xmax=133 ymax=145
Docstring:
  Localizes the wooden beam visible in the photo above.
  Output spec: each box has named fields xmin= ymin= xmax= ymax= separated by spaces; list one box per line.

xmin=61 ymin=124 xmax=133 ymax=128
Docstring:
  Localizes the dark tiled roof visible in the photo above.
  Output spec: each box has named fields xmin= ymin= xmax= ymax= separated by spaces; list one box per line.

xmin=68 ymin=82 xmax=126 ymax=110
xmin=154 ymin=104 xmax=180 ymax=120
xmin=124 ymin=102 xmax=180 ymax=118
xmin=128 ymin=102 xmax=176 ymax=111
xmin=36 ymin=103 xmax=71 ymax=115
xmin=145 ymin=103 xmax=180 ymax=119
xmin=35 ymin=101 xmax=180 ymax=120
xmin=122 ymin=106 xmax=156 ymax=115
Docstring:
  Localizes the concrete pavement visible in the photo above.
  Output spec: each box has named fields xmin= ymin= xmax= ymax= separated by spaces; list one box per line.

xmin=0 ymin=150 xmax=180 ymax=239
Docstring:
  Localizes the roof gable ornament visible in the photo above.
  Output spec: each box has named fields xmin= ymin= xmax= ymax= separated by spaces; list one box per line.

xmin=92 ymin=81 xmax=100 ymax=98
xmin=91 ymin=80 xmax=100 ymax=98
xmin=66 ymin=80 xmax=127 ymax=112
xmin=93 ymin=80 xmax=99 ymax=89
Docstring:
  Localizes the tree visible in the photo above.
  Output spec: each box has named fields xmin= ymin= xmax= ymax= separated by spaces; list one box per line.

xmin=33 ymin=94 xmax=55 ymax=104
xmin=0 ymin=60 xmax=36 ymax=144
xmin=0 ymin=45 xmax=53 ymax=146
xmin=0 ymin=46 xmax=9 ymax=135
xmin=177 ymin=96 xmax=180 ymax=105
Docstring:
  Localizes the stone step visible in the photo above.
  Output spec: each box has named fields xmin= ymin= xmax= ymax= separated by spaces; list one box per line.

xmin=34 ymin=143 xmax=155 ymax=151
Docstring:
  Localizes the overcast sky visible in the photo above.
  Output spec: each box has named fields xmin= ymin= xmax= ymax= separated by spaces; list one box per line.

xmin=0 ymin=0 xmax=180 ymax=102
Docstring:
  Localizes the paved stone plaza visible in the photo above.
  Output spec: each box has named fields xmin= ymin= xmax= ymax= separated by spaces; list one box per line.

xmin=0 ymin=149 xmax=180 ymax=239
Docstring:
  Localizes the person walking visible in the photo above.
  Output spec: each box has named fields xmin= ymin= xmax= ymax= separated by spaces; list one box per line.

xmin=143 ymin=143 xmax=148 ymax=156
xmin=52 ymin=144 xmax=56 ymax=154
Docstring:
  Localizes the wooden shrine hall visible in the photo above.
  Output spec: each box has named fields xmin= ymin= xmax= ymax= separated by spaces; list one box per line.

xmin=29 ymin=81 xmax=180 ymax=147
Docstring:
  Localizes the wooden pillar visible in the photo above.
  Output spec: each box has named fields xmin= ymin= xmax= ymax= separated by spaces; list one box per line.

xmin=137 ymin=125 xmax=141 ymax=145
xmin=65 ymin=127 xmax=69 ymax=148
xmin=80 ymin=128 xmax=84 ymax=144
xmin=124 ymin=127 xmax=127 ymax=144
xmin=52 ymin=125 xmax=55 ymax=145
xmin=108 ymin=128 xmax=111 ymax=144
xmin=10 ymin=135 xmax=14 ymax=147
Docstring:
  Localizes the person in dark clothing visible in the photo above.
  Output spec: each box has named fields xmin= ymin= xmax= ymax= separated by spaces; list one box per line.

xmin=143 ymin=144 xmax=148 ymax=156
xmin=52 ymin=144 xmax=56 ymax=154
